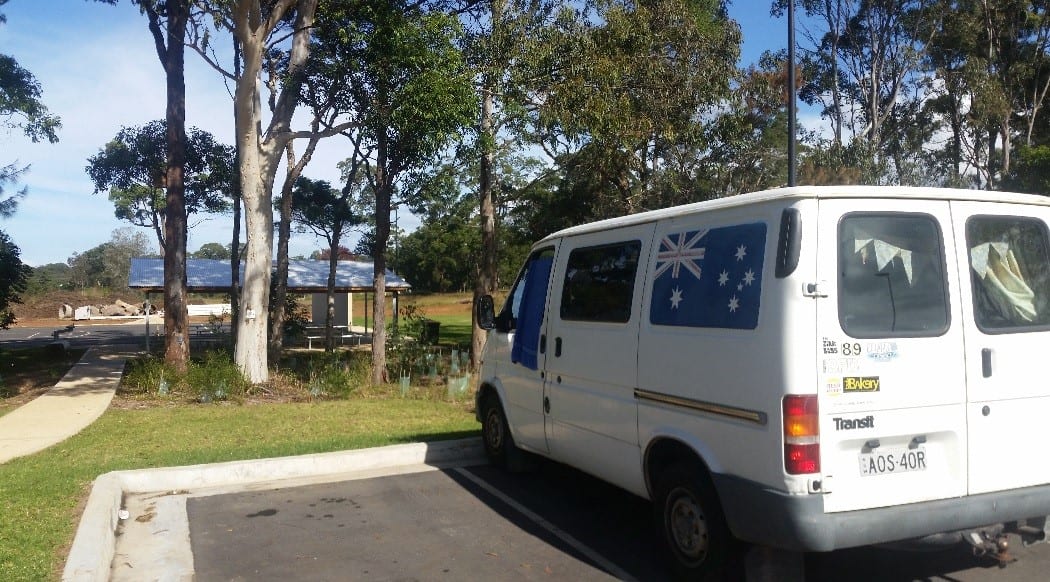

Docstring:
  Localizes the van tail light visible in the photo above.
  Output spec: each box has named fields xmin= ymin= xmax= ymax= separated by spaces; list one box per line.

xmin=783 ymin=394 xmax=820 ymax=475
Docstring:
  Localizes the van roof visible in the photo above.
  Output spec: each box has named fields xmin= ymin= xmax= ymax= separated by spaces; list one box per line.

xmin=541 ymin=185 xmax=1050 ymax=242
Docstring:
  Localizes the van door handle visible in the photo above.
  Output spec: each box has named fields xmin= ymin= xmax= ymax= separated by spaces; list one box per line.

xmin=982 ymin=348 xmax=993 ymax=378
xmin=555 ymin=337 xmax=562 ymax=357
xmin=540 ymin=334 xmax=546 ymax=354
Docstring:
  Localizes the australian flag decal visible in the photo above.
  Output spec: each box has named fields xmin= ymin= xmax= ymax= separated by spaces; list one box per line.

xmin=650 ymin=222 xmax=767 ymax=329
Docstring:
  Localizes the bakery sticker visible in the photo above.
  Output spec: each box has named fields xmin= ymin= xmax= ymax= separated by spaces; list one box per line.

xmin=843 ymin=376 xmax=881 ymax=393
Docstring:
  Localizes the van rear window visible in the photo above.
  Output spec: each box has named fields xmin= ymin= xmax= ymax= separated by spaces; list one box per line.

xmin=966 ymin=216 xmax=1050 ymax=332
xmin=838 ymin=214 xmax=949 ymax=337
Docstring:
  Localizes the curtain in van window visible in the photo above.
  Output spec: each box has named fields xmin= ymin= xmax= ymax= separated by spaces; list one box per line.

xmin=512 ymin=255 xmax=553 ymax=370
xmin=970 ymin=242 xmax=1038 ymax=323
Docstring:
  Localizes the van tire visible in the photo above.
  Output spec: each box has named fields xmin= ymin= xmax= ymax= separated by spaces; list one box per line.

xmin=480 ymin=393 xmax=513 ymax=467
xmin=653 ymin=462 xmax=735 ymax=581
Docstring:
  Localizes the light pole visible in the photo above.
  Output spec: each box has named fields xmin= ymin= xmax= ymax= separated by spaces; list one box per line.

xmin=788 ymin=0 xmax=798 ymax=187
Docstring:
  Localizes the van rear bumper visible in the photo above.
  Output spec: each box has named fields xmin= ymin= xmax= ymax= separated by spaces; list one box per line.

xmin=713 ymin=473 xmax=1050 ymax=552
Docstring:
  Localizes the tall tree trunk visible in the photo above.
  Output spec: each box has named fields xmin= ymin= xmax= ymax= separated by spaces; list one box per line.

xmin=230 ymin=192 xmax=241 ymax=346
xmin=325 ymin=230 xmax=341 ymax=352
xmin=270 ymin=134 xmax=320 ymax=358
xmin=160 ymin=1 xmax=190 ymax=372
xmin=371 ymin=140 xmax=391 ymax=385
xmin=231 ymin=0 xmax=317 ymax=383
xmin=472 ymin=81 xmax=497 ymax=371
xmin=270 ymin=143 xmax=297 ymax=361
xmin=233 ymin=5 xmax=275 ymax=383
xmin=230 ymin=34 xmax=243 ymax=348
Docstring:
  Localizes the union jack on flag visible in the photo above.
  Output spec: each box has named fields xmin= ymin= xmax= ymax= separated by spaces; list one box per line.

xmin=650 ymin=223 xmax=767 ymax=330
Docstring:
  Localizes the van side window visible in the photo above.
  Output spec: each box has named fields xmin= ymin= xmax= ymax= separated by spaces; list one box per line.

xmin=559 ymin=241 xmax=641 ymax=323
xmin=966 ymin=216 xmax=1050 ymax=332
xmin=502 ymin=247 xmax=556 ymax=328
xmin=838 ymin=214 xmax=949 ymax=337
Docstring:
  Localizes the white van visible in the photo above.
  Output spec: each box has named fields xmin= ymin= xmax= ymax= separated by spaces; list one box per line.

xmin=474 ymin=185 xmax=1050 ymax=579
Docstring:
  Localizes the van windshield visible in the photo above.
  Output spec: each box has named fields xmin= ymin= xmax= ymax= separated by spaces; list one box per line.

xmin=838 ymin=214 xmax=949 ymax=337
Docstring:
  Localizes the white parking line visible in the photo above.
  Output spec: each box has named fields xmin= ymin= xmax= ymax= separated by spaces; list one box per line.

xmin=452 ymin=467 xmax=640 ymax=582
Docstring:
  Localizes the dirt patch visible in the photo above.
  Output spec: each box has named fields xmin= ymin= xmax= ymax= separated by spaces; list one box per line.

xmin=15 ymin=290 xmax=147 ymax=320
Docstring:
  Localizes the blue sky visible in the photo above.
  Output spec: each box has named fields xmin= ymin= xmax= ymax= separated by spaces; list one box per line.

xmin=0 ymin=0 xmax=793 ymax=267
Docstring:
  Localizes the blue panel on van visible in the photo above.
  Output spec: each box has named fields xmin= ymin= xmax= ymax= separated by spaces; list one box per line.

xmin=650 ymin=223 xmax=767 ymax=329
xmin=512 ymin=255 xmax=554 ymax=370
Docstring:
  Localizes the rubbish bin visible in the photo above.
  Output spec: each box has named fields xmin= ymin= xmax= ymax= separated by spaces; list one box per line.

xmin=421 ymin=320 xmax=441 ymax=345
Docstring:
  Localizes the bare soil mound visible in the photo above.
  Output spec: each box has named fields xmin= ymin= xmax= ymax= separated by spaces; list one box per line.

xmin=13 ymin=290 xmax=147 ymax=326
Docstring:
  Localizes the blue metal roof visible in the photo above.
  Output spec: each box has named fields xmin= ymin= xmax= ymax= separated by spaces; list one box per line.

xmin=128 ymin=258 xmax=411 ymax=292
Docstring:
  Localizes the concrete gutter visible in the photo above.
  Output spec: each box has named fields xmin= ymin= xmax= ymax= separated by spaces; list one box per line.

xmin=63 ymin=437 xmax=485 ymax=582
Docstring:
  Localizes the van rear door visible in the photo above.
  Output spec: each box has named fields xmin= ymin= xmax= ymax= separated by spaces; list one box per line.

xmin=815 ymin=199 xmax=968 ymax=513
xmin=950 ymin=203 xmax=1050 ymax=495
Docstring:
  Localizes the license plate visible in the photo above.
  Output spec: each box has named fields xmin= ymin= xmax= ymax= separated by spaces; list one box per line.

xmin=858 ymin=446 xmax=927 ymax=476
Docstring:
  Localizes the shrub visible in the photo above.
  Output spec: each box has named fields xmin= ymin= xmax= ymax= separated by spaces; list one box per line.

xmin=185 ymin=350 xmax=249 ymax=402
xmin=122 ymin=350 xmax=249 ymax=402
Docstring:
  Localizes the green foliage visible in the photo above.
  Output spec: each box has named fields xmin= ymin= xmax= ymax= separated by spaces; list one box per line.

xmin=85 ymin=120 xmax=235 ymax=250
xmin=1004 ymin=145 xmax=1050 ymax=195
xmin=527 ymin=0 xmax=740 ymax=214
xmin=303 ymin=351 xmax=369 ymax=398
xmin=23 ymin=262 xmax=71 ymax=295
xmin=124 ymin=350 xmax=250 ymax=402
xmin=388 ymin=301 xmax=430 ymax=377
xmin=0 ymin=52 xmax=60 ymax=145
xmin=0 ymin=229 xmax=30 ymax=329
xmin=186 ymin=350 xmax=249 ymax=402
xmin=0 ymin=161 xmax=26 ymax=218
xmin=66 ymin=227 xmax=153 ymax=289
xmin=395 ymin=202 xmax=477 ymax=293
xmin=190 ymin=242 xmax=231 ymax=260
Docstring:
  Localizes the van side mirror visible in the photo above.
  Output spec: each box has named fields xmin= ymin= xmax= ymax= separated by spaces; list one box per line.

xmin=477 ymin=295 xmax=496 ymax=330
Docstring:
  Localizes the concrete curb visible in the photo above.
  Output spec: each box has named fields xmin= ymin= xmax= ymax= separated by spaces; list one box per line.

xmin=63 ymin=437 xmax=485 ymax=582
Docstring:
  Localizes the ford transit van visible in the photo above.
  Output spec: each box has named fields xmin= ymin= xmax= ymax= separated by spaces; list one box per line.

xmin=475 ymin=185 xmax=1050 ymax=579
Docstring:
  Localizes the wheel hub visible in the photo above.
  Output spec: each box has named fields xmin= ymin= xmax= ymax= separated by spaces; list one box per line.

xmin=669 ymin=490 xmax=709 ymax=561
xmin=485 ymin=409 xmax=503 ymax=449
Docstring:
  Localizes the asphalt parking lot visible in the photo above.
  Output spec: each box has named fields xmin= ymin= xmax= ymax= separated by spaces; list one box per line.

xmin=179 ymin=460 xmax=1050 ymax=582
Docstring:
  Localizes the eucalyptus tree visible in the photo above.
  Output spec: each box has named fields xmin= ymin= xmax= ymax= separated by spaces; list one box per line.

xmin=0 ymin=0 xmax=52 ymax=329
xmin=288 ymin=176 xmax=365 ymax=351
xmin=313 ymin=0 xmax=476 ymax=384
xmin=92 ymin=0 xmax=197 ymax=369
xmin=529 ymin=0 xmax=740 ymax=215
xmin=774 ymin=0 xmax=937 ymax=185
xmin=921 ymin=0 xmax=1050 ymax=188
xmin=186 ymin=0 xmax=348 ymax=382
xmin=459 ymin=0 xmax=559 ymax=367
xmin=0 ymin=230 xmax=29 ymax=329
xmin=86 ymin=121 xmax=234 ymax=252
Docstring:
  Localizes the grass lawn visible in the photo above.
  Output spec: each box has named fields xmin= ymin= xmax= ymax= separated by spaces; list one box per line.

xmin=0 ymin=399 xmax=479 ymax=581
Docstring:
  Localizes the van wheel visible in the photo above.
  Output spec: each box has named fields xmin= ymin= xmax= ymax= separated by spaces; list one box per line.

xmin=654 ymin=463 xmax=734 ymax=581
xmin=480 ymin=394 xmax=513 ymax=467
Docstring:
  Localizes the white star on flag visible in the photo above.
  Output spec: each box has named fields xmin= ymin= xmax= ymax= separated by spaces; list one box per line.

xmin=670 ymin=287 xmax=683 ymax=309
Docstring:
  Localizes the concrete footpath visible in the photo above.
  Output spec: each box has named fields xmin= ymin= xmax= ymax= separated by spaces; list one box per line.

xmin=0 ymin=347 xmax=126 ymax=464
